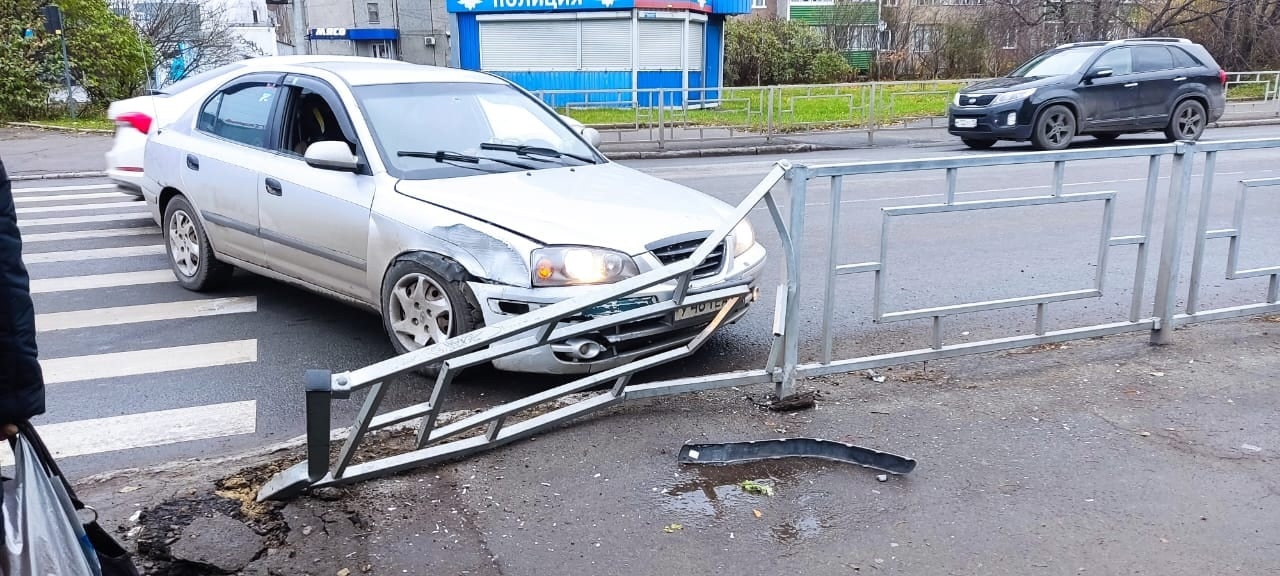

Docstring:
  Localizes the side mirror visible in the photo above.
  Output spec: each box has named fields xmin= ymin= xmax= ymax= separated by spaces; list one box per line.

xmin=560 ymin=114 xmax=601 ymax=147
xmin=1087 ymin=67 xmax=1114 ymax=81
xmin=304 ymin=141 xmax=359 ymax=172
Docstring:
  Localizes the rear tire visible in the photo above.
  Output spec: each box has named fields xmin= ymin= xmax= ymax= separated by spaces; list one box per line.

xmin=164 ymin=195 xmax=232 ymax=291
xmin=962 ymin=138 xmax=997 ymax=150
xmin=380 ymin=253 xmax=483 ymax=379
xmin=1032 ymin=105 xmax=1076 ymax=151
xmin=1164 ymin=99 xmax=1207 ymax=142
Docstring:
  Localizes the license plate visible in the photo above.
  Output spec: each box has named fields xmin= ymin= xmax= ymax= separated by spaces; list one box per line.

xmin=674 ymin=299 xmax=727 ymax=322
xmin=584 ymin=296 xmax=656 ymax=317
xmin=954 ymin=118 xmax=978 ymax=128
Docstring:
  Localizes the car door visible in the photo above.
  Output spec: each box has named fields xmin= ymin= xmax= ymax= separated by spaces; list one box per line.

xmin=1133 ymin=46 xmax=1178 ymax=128
xmin=183 ymin=73 xmax=284 ymax=267
xmin=256 ymin=74 xmax=376 ymax=301
xmin=1077 ymin=47 xmax=1138 ymax=130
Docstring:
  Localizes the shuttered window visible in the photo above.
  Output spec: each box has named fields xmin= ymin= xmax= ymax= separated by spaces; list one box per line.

xmin=688 ymin=21 xmax=704 ymax=71
xmin=637 ymin=19 xmax=683 ymax=70
xmin=479 ymin=20 xmax=579 ymax=70
xmin=581 ymin=19 xmax=632 ymax=69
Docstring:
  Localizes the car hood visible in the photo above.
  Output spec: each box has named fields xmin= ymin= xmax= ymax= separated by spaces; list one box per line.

xmin=962 ymin=75 xmax=1067 ymax=93
xmin=394 ymin=162 xmax=737 ymax=255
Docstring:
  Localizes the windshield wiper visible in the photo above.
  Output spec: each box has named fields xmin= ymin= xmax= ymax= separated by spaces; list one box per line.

xmin=480 ymin=143 xmax=597 ymax=165
xmin=397 ymin=150 xmax=538 ymax=171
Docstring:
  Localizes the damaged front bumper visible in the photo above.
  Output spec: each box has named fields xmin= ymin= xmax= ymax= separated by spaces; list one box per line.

xmin=468 ymin=243 xmax=767 ymax=374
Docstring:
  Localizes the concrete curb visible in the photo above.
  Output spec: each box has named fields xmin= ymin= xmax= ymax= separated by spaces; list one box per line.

xmin=11 ymin=170 xmax=108 ymax=181
xmin=6 ymin=121 xmax=113 ymax=134
xmin=1210 ymin=117 xmax=1280 ymax=128
xmin=605 ymin=142 xmax=845 ymax=160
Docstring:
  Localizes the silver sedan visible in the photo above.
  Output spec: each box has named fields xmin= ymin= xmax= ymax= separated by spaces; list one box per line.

xmin=142 ymin=56 xmax=766 ymax=375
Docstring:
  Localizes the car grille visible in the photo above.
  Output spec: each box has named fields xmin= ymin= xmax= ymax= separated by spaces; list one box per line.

xmin=651 ymin=238 xmax=725 ymax=280
xmin=957 ymin=94 xmax=996 ymax=107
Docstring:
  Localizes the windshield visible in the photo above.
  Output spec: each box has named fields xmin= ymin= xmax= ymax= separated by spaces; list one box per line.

xmin=354 ymin=82 xmax=600 ymax=180
xmin=1009 ymin=47 xmax=1100 ymax=78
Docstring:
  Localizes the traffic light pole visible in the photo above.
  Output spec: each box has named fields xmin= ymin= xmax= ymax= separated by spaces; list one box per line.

xmin=58 ymin=32 xmax=76 ymax=120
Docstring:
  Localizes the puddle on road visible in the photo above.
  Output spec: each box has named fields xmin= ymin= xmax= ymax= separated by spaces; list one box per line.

xmin=657 ymin=460 xmax=841 ymax=544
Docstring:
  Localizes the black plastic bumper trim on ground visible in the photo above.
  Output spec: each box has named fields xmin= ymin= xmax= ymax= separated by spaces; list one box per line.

xmin=678 ymin=438 xmax=917 ymax=475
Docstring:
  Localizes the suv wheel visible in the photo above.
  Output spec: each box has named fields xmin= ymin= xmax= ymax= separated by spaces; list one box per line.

xmin=1032 ymin=105 xmax=1076 ymax=151
xmin=1165 ymin=99 xmax=1206 ymax=142
xmin=962 ymin=138 xmax=996 ymax=150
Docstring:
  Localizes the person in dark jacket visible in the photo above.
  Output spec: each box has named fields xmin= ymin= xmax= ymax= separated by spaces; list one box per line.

xmin=0 ymin=156 xmax=44 ymax=441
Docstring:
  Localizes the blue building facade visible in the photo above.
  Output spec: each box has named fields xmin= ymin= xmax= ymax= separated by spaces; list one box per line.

xmin=448 ymin=0 xmax=750 ymax=107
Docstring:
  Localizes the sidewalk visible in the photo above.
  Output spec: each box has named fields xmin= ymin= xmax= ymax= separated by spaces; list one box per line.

xmin=77 ymin=316 xmax=1279 ymax=575
xmin=0 ymin=127 xmax=113 ymax=177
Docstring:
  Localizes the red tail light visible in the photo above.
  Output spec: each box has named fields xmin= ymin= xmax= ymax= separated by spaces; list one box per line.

xmin=116 ymin=112 xmax=152 ymax=134
xmin=1219 ymin=69 xmax=1228 ymax=85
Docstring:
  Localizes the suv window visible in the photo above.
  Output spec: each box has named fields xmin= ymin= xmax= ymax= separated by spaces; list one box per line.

xmin=1093 ymin=47 xmax=1133 ymax=75
xmin=1169 ymin=47 xmax=1201 ymax=68
xmin=197 ymin=83 xmax=278 ymax=148
xmin=1134 ymin=46 xmax=1175 ymax=73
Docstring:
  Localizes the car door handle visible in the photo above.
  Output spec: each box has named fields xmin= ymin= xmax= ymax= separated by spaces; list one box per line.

xmin=264 ymin=178 xmax=283 ymax=196
xmin=185 ymin=154 xmax=199 ymax=171
xmin=1174 ymin=76 xmax=1187 ymax=81
xmin=1124 ymin=82 xmax=1139 ymax=88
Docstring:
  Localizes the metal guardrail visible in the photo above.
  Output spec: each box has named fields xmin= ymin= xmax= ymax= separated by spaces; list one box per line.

xmin=257 ymin=137 xmax=1280 ymax=501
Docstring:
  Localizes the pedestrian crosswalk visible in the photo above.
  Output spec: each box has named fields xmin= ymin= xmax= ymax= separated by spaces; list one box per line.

xmin=10 ymin=180 xmax=262 ymax=467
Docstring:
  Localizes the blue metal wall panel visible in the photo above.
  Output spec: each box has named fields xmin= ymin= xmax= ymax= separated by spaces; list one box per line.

xmin=708 ymin=0 xmax=752 ymax=13
xmin=637 ymin=71 xmax=684 ymax=106
xmin=490 ymin=71 xmax=634 ymax=107
xmin=457 ymin=14 xmax=481 ymax=70
xmin=704 ymin=18 xmax=722 ymax=101
xmin=688 ymin=71 xmax=703 ymax=104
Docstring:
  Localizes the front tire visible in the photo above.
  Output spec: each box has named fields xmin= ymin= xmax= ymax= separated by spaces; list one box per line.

xmin=1165 ymin=99 xmax=1207 ymax=142
xmin=164 ymin=195 xmax=232 ymax=291
xmin=1032 ymin=105 xmax=1076 ymax=151
xmin=380 ymin=254 xmax=483 ymax=378
xmin=962 ymin=138 xmax=997 ymax=150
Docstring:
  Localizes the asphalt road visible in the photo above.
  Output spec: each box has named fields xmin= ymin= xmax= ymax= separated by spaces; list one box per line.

xmin=12 ymin=124 xmax=1279 ymax=478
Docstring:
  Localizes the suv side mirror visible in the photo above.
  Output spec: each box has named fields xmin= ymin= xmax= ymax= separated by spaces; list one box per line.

xmin=304 ymin=141 xmax=359 ymax=172
xmin=1087 ymin=67 xmax=1114 ymax=82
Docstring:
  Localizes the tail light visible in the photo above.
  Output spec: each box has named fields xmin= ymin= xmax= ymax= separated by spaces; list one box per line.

xmin=1219 ymin=69 xmax=1228 ymax=85
xmin=115 ymin=112 xmax=152 ymax=134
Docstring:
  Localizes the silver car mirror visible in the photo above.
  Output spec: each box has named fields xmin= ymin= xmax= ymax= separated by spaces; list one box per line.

xmin=304 ymin=141 xmax=359 ymax=172
xmin=582 ymin=126 xmax=602 ymax=147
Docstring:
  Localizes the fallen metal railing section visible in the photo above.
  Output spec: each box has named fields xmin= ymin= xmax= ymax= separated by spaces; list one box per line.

xmin=258 ymin=164 xmax=801 ymax=501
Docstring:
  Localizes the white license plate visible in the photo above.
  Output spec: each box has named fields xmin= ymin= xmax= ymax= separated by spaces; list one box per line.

xmin=954 ymin=118 xmax=978 ymax=128
xmin=674 ymin=299 xmax=727 ymax=322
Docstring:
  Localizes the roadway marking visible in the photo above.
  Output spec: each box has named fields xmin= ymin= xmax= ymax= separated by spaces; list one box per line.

xmin=17 ymin=201 xmax=145 ymax=215
xmin=0 ymin=401 xmax=257 ymax=465
xmin=40 ymin=339 xmax=258 ymax=384
xmin=19 ymin=212 xmax=152 ymax=227
xmin=36 ymin=297 xmax=257 ymax=332
xmin=23 ymin=244 xmax=165 ymax=264
xmin=21 ymin=226 xmax=159 ymax=243
xmin=30 ymin=269 xmax=176 ymax=294
xmin=11 ymin=183 xmax=117 ymax=195
xmin=14 ymin=191 xmax=132 ymax=204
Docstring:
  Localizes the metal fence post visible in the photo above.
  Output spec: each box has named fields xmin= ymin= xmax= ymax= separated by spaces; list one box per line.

xmin=1151 ymin=142 xmax=1197 ymax=344
xmin=766 ymin=86 xmax=776 ymax=143
xmin=867 ymin=83 xmax=877 ymax=146
xmin=304 ymin=370 xmax=338 ymax=482
xmin=658 ymin=89 xmax=666 ymax=150
xmin=777 ymin=164 xmax=809 ymax=399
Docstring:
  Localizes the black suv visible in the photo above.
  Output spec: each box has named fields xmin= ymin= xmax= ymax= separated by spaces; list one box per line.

xmin=948 ymin=38 xmax=1227 ymax=150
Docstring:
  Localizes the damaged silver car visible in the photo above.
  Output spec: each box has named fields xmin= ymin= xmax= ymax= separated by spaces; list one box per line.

xmin=142 ymin=57 xmax=767 ymax=374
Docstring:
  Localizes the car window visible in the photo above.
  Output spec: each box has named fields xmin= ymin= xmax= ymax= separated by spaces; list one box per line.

xmin=1134 ymin=46 xmax=1175 ymax=73
xmin=1093 ymin=48 xmax=1133 ymax=76
xmin=1009 ymin=46 xmax=1100 ymax=78
xmin=1169 ymin=47 xmax=1201 ymax=68
xmin=198 ymin=83 xmax=278 ymax=148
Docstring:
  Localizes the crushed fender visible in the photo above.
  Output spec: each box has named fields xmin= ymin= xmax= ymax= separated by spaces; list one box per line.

xmin=678 ymin=438 xmax=917 ymax=475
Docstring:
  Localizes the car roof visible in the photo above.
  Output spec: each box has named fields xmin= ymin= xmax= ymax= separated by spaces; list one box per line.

xmin=287 ymin=59 xmax=505 ymax=86
xmin=1055 ymin=37 xmax=1199 ymax=50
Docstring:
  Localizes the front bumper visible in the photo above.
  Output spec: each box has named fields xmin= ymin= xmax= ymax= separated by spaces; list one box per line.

xmin=469 ymin=243 xmax=768 ymax=374
xmin=947 ymin=101 xmax=1034 ymax=141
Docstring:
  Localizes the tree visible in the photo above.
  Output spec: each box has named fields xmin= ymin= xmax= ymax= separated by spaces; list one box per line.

xmin=725 ymin=15 xmax=849 ymax=85
xmin=113 ymin=0 xmax=264 ymax=88
xmin=57 ymin=0 xmax=151 ymax=103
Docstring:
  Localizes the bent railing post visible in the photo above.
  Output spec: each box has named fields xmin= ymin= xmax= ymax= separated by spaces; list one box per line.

xmin=1151 ymin=141 xmax=1197 ymax=344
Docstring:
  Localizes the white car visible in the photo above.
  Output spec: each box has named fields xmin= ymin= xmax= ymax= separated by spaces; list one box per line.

xmin=142 ymin=57 xmax=766 ymax=375
xmin=105 ymin=56 xmax=386 ymax=197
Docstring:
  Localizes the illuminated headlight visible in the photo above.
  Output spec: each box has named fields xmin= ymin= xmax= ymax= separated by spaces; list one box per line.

xmin=531 ymin=246 xmax=639 ymax=287
xmin=992 ymin=88 xmax=1036 ymax=106
xmin=732 ymin=220 xmax=755 ymax=256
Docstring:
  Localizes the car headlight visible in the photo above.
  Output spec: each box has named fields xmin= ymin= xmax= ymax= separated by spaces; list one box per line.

xmin=531 ymin=246 xmax=639 ymax=287
xmin=733 ymin=221 xmax=755 ymax=257
xmin=992 ymin=88 xmax=1036 ymax=106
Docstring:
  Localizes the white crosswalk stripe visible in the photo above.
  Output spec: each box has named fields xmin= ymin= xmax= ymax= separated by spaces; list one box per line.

xmin=22 ymin=226 xmax=160 ymax=243
xmin=19 ymin=212 xmax=152 ymax=228
xmin=16 ymin=181 xmax=269 ymax=466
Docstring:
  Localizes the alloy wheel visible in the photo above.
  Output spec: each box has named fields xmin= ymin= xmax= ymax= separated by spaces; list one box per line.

xmin=168 ymin=210 xmax=200 ymax=278
xmin=1042 ymin=111 xmax=1072 ymax=148
xmin=387 ymin=273 xmax=453 ymax=350
xmin=1176 ymin=105 xmax=1204 ymax=139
